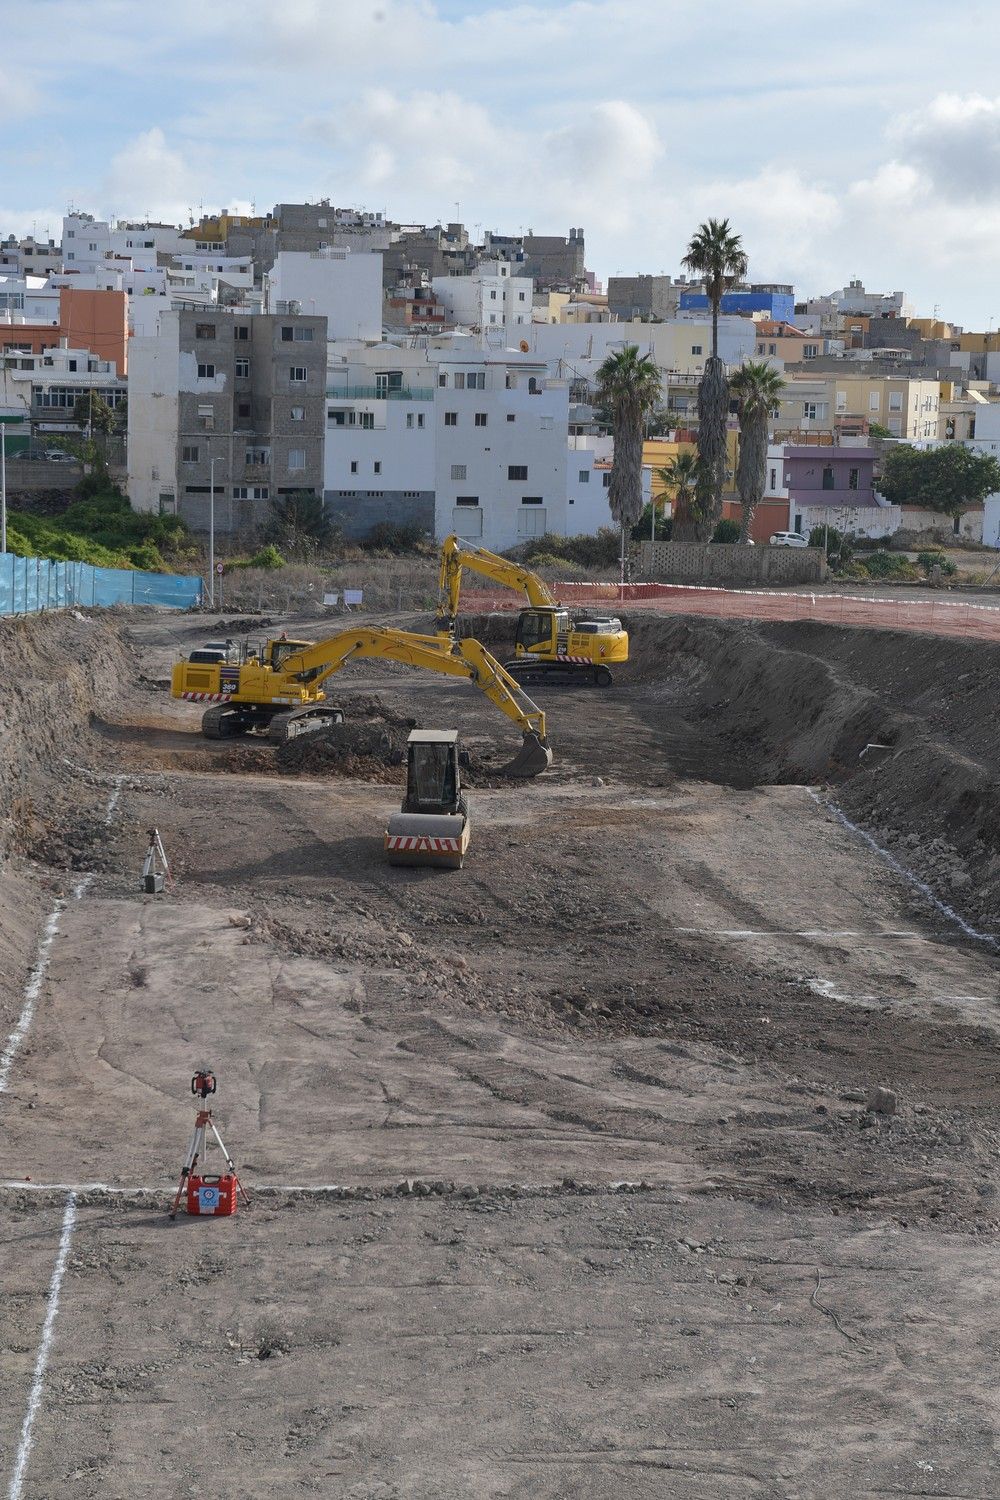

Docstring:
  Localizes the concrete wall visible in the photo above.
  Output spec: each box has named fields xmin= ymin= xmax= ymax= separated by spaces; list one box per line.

xmin=640 ymin=540 xmax=827 ymax=584
xmin=266 ymin=249 xmax=383 ymax=341
xmin=324 ymin=489 xmax=435 ymax=540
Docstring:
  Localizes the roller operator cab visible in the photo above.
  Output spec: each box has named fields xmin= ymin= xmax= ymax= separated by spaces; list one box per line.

xmin=511 ymin=607 xmax=628 ymax=687
xmin=385 ymin=730 xmax=471 ymax=870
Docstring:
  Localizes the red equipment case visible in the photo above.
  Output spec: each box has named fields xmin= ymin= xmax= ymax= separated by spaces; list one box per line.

xmin=186 ymin=1173 xmax=238 ymax=1216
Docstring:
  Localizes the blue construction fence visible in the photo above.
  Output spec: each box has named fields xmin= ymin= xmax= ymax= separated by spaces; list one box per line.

xmin=0 ymin=553 xmax=205 ymax=614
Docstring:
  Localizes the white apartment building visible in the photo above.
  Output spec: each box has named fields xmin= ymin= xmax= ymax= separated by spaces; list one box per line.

xmin=433 ymin=352 xmax=569 ymax=549
xmin=0 ymin=339 xmax=125 ymax=433
xmin=431 ymin=260 xmax=533 ymax=342
xmin=0 ymin=274 xmax=59 ymax=322
xmin=62 ymin=214 xmax=184 ymax=272
xmin=524 ymin=316 xmax=757 ymax=387
xmin=266 ymin=249 xmax=383 ymax=341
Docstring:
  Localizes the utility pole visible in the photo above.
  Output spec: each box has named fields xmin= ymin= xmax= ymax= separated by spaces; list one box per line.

xmin=208 ymin=453 xmax=216 ymax=609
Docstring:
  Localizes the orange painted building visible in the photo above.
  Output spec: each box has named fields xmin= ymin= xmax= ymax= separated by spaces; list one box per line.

xmin=0 ymin=287 xmax=128 ymax=374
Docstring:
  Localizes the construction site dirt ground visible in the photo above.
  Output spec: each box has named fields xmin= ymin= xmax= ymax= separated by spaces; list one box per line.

xmin=3 ymin=605 xmax=1000 ymax=1498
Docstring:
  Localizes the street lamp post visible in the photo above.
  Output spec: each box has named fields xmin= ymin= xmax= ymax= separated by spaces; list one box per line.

xmin=208 ymin=453 xmax=216 ymax=609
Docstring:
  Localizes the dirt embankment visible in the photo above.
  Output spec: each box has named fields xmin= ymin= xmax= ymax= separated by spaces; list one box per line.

xmin=624 ymin=613 xmax=1000 ymax=933
xmin=0 ymin=610 xmax=130 ymax=864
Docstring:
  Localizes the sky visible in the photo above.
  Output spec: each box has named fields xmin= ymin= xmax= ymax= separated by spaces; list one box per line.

xmin=5 ymin=0 xmax=1000 ymax=326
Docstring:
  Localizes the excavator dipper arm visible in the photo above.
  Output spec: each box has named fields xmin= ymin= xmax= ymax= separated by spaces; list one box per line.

xmin=437 ymin=534 xmax=557 ymax=631
xmin=277 ymin=627 xmax=552 ymax=776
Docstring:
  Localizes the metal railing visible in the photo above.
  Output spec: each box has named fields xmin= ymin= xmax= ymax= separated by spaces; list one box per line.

xmin=325 ymin=385 xmax=434 ymax=402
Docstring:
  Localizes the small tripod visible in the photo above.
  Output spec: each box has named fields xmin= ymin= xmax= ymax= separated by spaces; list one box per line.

xmin=169 ymin=1070 xmax=249 ymax=1219
xmin=142 ymin=828 xmax=173 ymax=893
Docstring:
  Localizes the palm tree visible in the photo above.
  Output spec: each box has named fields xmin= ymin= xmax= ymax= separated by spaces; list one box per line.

xmin=681 ymin=217 xmax=748 ymax=360
xmin=682 ymin=218 xmax=748 ymax=540
xmin=595 ymin=346 xmax=662 ymax=566
xmin=654 ymin=450 xmax=700 ymax=530
xmin=730 ymin=361 xmax=785 ymax=544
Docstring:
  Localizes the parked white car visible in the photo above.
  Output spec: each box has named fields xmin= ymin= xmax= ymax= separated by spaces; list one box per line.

xmin=769 ymin=531 xmax=808 ymax=548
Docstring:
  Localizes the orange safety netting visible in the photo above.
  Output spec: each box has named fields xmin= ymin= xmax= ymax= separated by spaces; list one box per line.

xmin=459 ymin=583 xmax=1000 ymax=643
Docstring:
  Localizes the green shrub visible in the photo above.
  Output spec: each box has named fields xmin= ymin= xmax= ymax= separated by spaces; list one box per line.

xmin=631 ymin=504 xmax=672 ymax=542
xmin=916 ymin=549 xmax=957 ymax=577
xmin=512 ymin=528 xmax=622 ymax=570
xmin=710 ymin=519 xmax=740 ymax=543
xmin=247 ymin=544 xmax=285 ymax=570
xmin=808 ymin=525 xmax=842 ymax=551
xmin=862 ymin=550 xmax=922 ymax=581
xmin=3 ymin=487 xmax=190 ymax=570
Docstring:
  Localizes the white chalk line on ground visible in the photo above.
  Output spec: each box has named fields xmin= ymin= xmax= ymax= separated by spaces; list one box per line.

xmin=1 ymin=777 xmax=122 ymax=1096
xmin=7 ymin=1191 xmax=77 ymax=1500
xmin=807 ymin=789 xmax=999 ymax=950
xmin=0 ymin=875 xmax=91 ymax=1095
xmin=678 ymin=927 xmax=924 ymax=939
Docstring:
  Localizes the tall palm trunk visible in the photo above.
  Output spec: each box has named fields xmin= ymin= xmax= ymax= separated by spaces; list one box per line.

xmin=736 ymin=412 xmax=769 ymax=544
xmin=694 ymin=356 xmax=728 ymax=542
xmin=711 ymin=297 xmax=719 ymax=360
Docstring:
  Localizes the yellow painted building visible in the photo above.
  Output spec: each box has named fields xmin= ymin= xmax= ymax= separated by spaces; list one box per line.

xmin=643 ymin=434 xmax=739 ymax=507
xmin=181 ymin=211 xmax=269 ymax=243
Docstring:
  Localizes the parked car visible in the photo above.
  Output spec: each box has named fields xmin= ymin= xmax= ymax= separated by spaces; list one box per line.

xmin=43 ymin=448 xmax=76 ymax=463
xmin=769 ymin=531 xmax=808 ymax=548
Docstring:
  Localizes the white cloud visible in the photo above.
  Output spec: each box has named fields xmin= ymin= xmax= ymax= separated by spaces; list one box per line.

xmin=101 ymin=128 xmax=194 ymax=220
xmin=888 ymin=92 xmax=1000 ymax=199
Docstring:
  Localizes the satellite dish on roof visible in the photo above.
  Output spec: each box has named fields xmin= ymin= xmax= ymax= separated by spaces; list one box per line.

xmin=519 ymin=339 xmax=529 ymax=352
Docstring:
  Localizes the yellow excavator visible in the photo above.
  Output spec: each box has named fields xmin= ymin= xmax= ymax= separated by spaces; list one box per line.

xmin=437 ymin=534 xmax=629 ymax=686
xmin=171 ymin=626 xmax=552 ymax=776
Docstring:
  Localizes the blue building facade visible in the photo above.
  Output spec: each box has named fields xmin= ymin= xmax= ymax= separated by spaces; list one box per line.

xmin=679 ymin=290 xmax=796 ymax=324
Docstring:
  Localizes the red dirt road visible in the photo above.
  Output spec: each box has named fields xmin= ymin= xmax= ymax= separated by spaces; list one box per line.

xmin=463 ymin=583 xmax=1000 ymax=641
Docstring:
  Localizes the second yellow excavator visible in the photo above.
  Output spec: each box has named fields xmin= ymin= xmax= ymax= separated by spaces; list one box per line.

xmin=171 ymin=625 xmax=552 ymax=776
xmin=437 ymin=534 xmax=629 ymax=686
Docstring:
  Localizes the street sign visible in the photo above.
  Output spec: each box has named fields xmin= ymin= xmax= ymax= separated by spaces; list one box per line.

xmin=216 ymin=563 xmax=224 ymax=574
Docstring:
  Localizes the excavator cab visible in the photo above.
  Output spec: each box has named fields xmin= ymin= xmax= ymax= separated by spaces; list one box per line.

xmin=514 ymin=608 xmax=568 ymax=655
xmin=385 ymin=730 xmax=471 ymax=870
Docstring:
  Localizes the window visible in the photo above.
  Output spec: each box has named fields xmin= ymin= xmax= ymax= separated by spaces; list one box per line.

xmin=288 ymin=449 xmax=306 ymax=471
xmin=466 ymin=371 xmax=485 ymax=389
xmin=417 ymin=413 xmax=425 ymax=428
xmin=350 ymin=461 xmax=358 ymax=473
xmin=293 ymin=327 xmax=314 ymax=341
xmin=691 ymin=345 xmax=702 ymax=356
xmin=889 ymin=391 xmax=903 ymax=412
xmin=579 ymin=469 xmax=590 ymax=483
xmin=234 ymin=325 xmax=249 ymax=341
xmin=518 ymin=291 xmax=525 ymax=302
xmin=489 ymin=314 xmax=497 ymax=324
xmin=769 ymin=467 xmax=776 ymax=490
xmin=603 ymin=473 xmax=611 ymax=488
xmin=490 ymin=290 xmax=497 ymax=300
xmin=521 ymin=495 xmax=543 ymax=504
xmin=289 ymin=366 xmax=307 ymax=382
xmin=455 ymin=495 xmax=479 ymax=506
xmin=359 ymin=412 xmax=374 ymax=430
xmin=245 ymin=446 xmax=270 ymax=465
xmin=233 ymin=485 xmax=269 ymax=500
xmin=444 ymin=412 xmax=457 ymax=426
xmin=508 ymin=465 xmax=528 ymax=481
xmin=451 ymin=464 xmax=467 ymax=480
xmin=888 ymin=417 xmax=902 ymax=436
xmin=803 ymin=344 xmax=818 ymax=359
xmin=197 ymin=363 xmax=216 ymax=379
xmin=235 ymin=357 xmax=250 ymax=378
xmin=406 ymin=413 xmax=414 ymax=428
xmin=453 ymin=504 xmax=483 ymax=537
xmin=438 ymin=373 xmax=447 ymax=387
xmin=195 ymin=323 xmax=215 ymax=340
xmin=374 ymin=461 xmax=381 ymax=474
xmin=237 ymin=402 xmax=251 ymax=422
xmin=848 ymin=467 xmax=860 ymax=490
xmin=475 ymin=413 xmax=487 ymax=427
xmin=803 ymin=402 xmax=818 ymax=420
xmin=518 ymin=506 xmax=547 ymax=536
xmin=181 ymin=445 xmax=199 ymax=463
xmin=454 ymin=372 xmax=466 ymax=389
xmin=769 ymin=344 xmax=777 ymax=355
xmin=836 ymin=391 xmax=847 ymax=412
xmin=291 ymin=406 xmax=304 ymax=421
xmin=822 ymin=466 xmax=835 ymax=490
xmin=869 ymin=391 xmax=880 ymax=411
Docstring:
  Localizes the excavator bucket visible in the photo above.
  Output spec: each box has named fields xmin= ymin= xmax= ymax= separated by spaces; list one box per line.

xmin=498 ymin=732 xmax=553 ymax=778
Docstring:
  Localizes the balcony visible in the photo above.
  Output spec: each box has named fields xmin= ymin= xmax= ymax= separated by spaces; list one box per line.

xmin=324 ymin=384 xmax=434 ymax=402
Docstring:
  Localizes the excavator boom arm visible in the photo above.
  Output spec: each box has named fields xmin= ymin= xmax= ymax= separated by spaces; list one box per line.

xmin=278 ymin=626 xmax=548 ymax=747
xmin=438 ymin=533 xmax=557 ymax=628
